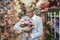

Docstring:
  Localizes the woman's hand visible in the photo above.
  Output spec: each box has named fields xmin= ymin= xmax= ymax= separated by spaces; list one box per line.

xmin=22 ymin=26 xmax=33 ymax=32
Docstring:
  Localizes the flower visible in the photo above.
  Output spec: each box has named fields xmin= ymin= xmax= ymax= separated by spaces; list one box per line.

xmin=20 ymin=19 xmax=34 ymax=27
xmin=20 ymin=19 xmax=34 ymax=33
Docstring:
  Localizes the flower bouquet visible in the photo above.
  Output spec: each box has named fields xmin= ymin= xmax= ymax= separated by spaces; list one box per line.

xmin=20 ymin=19 xmax=34 ymax=33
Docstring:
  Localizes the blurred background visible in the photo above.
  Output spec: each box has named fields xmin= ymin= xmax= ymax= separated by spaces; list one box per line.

xmin=0 ymin=0 xmax=60 ymax=40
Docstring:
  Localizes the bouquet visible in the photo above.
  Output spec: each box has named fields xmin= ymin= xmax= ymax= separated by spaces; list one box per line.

xmin=20 ymin=19 xmax=34 ymax=33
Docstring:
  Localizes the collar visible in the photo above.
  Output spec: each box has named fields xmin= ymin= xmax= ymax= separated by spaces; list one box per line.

xmin=32 ymin=14 xmax=37 ymax=20
xmin=26 ymin=14 xmax=37 ymax=20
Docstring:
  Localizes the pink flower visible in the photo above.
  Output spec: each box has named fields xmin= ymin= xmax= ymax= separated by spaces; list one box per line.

xmin=4 ymin=30 xmax=9 ymax=37
xmin=10 ymin=26 xmax=13 ymax=30
xmin=24 ymin=21 xmax=29 ymax=24
xmin=29 ymin=22 xmax=33 ymax=26
xmin=20 ymin=19 xmax=34 ymax=28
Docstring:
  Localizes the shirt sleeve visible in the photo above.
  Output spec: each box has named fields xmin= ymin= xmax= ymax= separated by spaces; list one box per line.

xmin=14 ymin=17 xmax=25 ymax=32
xmin=31 ymin=17 xmax=43 ymax=39
xmin=14 ymin=20 xmax=22 ymax=32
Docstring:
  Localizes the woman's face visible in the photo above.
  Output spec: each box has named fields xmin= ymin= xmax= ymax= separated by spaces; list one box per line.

xmin=26 ymin=11 xmax=34 ymax=18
